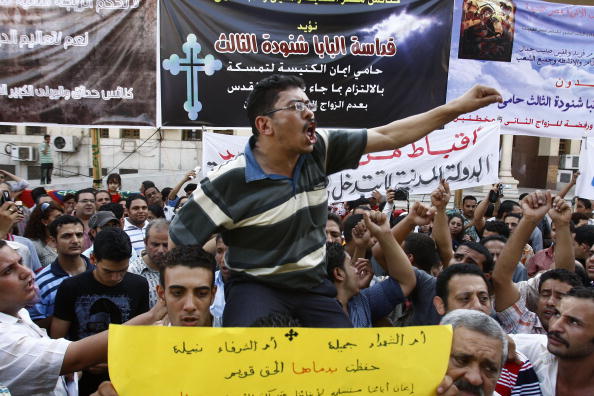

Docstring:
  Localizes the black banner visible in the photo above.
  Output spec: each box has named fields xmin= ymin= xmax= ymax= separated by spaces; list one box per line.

xmin=160 ymin=0 xmax=454 ymax=128
xmin=0 ymin=0 xmax=157 ymax=126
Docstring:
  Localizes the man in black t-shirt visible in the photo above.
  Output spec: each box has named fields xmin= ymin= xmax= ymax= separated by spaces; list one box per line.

xmin=51 ymin=228 xmax=149 ymax=396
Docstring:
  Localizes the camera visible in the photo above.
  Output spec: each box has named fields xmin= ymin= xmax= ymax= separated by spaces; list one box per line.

xmin=0 ymin=190 xmax=10 ymax=206
xmin=392 ymin=188 xmax=409 ymax=201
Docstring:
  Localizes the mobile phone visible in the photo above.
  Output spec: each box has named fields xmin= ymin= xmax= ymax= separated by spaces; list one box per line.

xmin=0 ymin=191 xmax=10 ymax=206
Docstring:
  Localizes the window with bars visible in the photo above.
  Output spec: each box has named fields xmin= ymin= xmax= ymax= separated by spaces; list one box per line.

xmin=25 ymin=126 xmax=46 ymax=135
xmin=182 ymin=129 xmax=202 ymax=141
xmin=120 ymin=129 xmax=140 ymax=139
xmin=0 ymin=125 xmax=16 ymax=134
xmin=99 ymin=128 xmax=109 ymax=138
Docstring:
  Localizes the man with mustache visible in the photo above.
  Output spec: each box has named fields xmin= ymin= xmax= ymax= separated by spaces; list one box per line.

xmin=437 ymin=309 xmax=508 ymax=396
xmin=511 ymin=287 xmax=594 ymax=396
xmin=170 ymin=74 xmax=502 ymax=327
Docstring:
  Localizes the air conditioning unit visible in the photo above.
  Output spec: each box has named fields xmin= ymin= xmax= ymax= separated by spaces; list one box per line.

xmin=52 ymin=136 xmax=79 ymax=152
xmin=557 ymin=169 xmax=574 ymax=184
xmin=559 ymin=155 xmax=580 ymax=170
xmin=10 ymin=146 xmax=36 ymax=161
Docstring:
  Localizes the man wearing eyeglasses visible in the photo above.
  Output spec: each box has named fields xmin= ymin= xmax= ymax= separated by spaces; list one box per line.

xmin=170 ymin=74 xmax=502 ymax=327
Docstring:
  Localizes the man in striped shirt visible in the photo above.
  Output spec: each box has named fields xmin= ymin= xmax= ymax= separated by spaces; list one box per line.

xmin=28 ymin=215 xmax=93 ymax=329
xmin=170 ymin=74 xmax=502 ymax=327
xmin=123 ymin=194 xmax=149 ymax=255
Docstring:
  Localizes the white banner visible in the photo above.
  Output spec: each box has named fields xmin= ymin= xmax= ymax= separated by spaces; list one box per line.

xmin=203 ymin=122 xmax=500 ymax=203
xmin=576 ymin=137 xmax=594 ymax=200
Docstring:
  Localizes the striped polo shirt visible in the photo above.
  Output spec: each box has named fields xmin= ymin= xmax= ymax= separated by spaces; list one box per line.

xmin=27 ymin=256 xmax=93 ymax=320
xmin=170 ymin=129 xmax=366 ymax=291
xmin=123 ymin=218 xmax=148 ymax=254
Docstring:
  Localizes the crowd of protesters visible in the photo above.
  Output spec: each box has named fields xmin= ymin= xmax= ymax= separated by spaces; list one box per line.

xmin=1 ymin=75 xmax=594 ymax=396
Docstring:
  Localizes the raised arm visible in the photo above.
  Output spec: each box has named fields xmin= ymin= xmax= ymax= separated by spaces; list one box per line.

xmin=364 ymin=211 xmax=416 ymax=296
xmin=557 ymin=171 xmax=579 ymax=199
xmin=473 ymin=184 xmax=499 ymax=234
xmin=365 ymin=86 xmax=502 ymax=154
xmin=431 ymin=180 xmax=454 ymax=268
xmin=548 ymin=197 xmax=575 ymax=272
xmin=492 ymin=191 xmax=551 ymax=312
xmin=167 ymin=170 xmax=196 ymax=201
xmin=372 ymin=201 xmax=434 ymax=267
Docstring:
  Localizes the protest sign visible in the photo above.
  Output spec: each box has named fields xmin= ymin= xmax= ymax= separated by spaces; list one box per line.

xmin=446 ymin=0 xmax=594 ymax=139
xmin=202 ymin=122 xmax=500 ymax=202
xmin=109 ymin=324 xmax=452 ymax=395
xmin=576 ymin=137 xmax=594 ymax=200
xmin=0 ymin=0 xmax=157 ymax=127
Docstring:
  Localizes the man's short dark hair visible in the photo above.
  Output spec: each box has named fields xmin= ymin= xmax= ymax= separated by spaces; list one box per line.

xmin=161 ymin=187 xmax=172 ymax=202
xmin=572 ymin=212 xmax=591 ymax=226
xmin=98 ymin=202 xmax=124 ymax=220
xmin=403 ymin=233 xmax=439 ymax=273
xmin=436 ymin=264 xmax=491 ymax=309
xmin=62 ymin=192 xmax=76 ymax=203
xmin=246 ymin=74 xmax=306 ymax=135
xmin=93 ymin=228 xmax=132 ymax=262
xmin=44 ymin=134 xmax=50 ymax=139
xmin=576 ymin=197 xmax=592 ymax=210
xmin=160 ymin=246 xmax=216 ymax=286
xmin=148 ymin=204 xmax=165 ymax=219
xmin=75 ymin=188 xmax=96 ymax=202
xmin=459 ymin=241 xmax=494 ymax=273
xmin=480 ymin=235 xmax=508 ymax=245
xmin=566 ymin=286 xmax=594 ymax=303
xmin=48 ymin=215 xmax=84 ymax=238
xmin=504 ymin=213 xmax=522 ymax=221
xmin=327 ymin=212 xmax=342 ymax=230
xmin=574 ymin=225 xmax=594 ymax=246
xmin=484 ymin=220 xmax=510 ymax=238
xmin=141 ymin=180 xmax=155 ymax=190
xmin=326 ymin=242 xmax=346 ymax=281
xmin=497 ymin=199 xmax=520 ymax=219
xmin=126 ymin=193 xmax=147 ymax=209
xmin=31 ymin=186 xmax=48 ymax=204
xmin=342 ymin=214 xmax=363 ymax=243
xmin=539 ymin=269 xmax=583 ymax=292
xmin=462 ymin=195 xmax=477 ymax=204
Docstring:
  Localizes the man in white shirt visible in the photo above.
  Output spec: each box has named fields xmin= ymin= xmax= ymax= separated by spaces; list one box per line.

xmin=0 ymin=240 xmax=163 ymax=396
xmin=511 ymin=287 xmax=594 ymax=396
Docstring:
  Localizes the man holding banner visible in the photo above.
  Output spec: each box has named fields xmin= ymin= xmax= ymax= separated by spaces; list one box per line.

xmin=170 ymin=74 xmax=502 ymax=327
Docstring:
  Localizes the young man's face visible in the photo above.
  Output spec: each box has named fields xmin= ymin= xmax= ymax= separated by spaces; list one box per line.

xmin=537 ymin=279 xmax=574 ymax=330
xmin=434 ymin=274 xmax=491 ymax=316
xmin=263 ymin=87 xmax=317 ymax=155
xmin=53 ymin=223 xmax=84 ymax=257
xmin=446 ymin=326 xmax=503 ymax=396
xmin=128 ymin=198 xmax=148 ymax=226
xmin=63 ymin=198 xmax=76 ymax=214
xmin=215 ymin=239 xmax=229 ymax=281
xmin=75 ymin=192 xmax=96 ymax=219
xmin=93 ymin=257 xmax=129 ymax=287
xmin=547 ymin=296 xmax=594 ymax=359
xmin=504 ymin=215 xmax=519 ymax=234
xmin=325 ymin=220 xmax=342 ymax=244
xmin=157 ymin=266 xmax=215 ymax=327
xmin=450 ymin=245 xmax=487 ymax=272
xmin=483 ymin=240 xmax=505 ymax=264
xmin=462 ymin=199 xmax=477 ymax=219
xmin=0 ymin=246 xmax=36 ymax=316
xmin=95 ymin=192 xmax=111 ymax=210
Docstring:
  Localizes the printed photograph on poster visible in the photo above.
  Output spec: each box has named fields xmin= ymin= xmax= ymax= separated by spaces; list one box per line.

xmin=458 ymin=0 xmax=516 ymax=62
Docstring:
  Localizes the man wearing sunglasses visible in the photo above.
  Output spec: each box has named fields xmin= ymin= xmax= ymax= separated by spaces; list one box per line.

xmin=170 ymin=74 xmax=502 ymax=327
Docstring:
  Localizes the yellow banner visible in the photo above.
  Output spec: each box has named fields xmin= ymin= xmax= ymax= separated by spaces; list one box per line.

xmin=108 ymin=325 xmax=452 ymax=395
